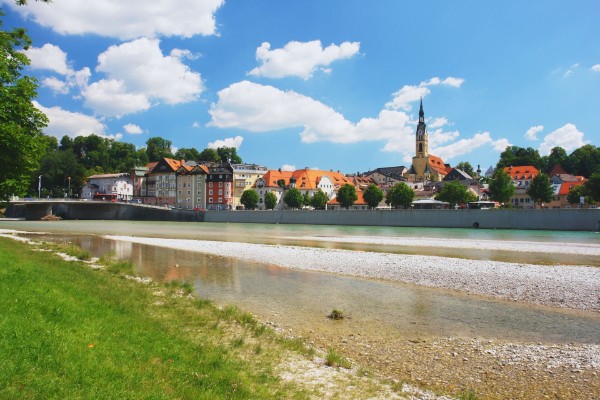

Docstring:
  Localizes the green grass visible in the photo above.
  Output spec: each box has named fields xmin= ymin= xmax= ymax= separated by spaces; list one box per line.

xmin=0 ymin=237 xmax=308 ymax=399
xmin=324 ymin=348 xmax=352 ymax=369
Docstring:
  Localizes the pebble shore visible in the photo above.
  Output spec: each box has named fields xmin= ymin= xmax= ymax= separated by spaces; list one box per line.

xmin=105 ymin=235 xmax=600 ymax=312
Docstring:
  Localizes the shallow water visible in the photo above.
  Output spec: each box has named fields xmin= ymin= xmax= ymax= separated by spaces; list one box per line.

xmin=4 ymin=219 xmax=598 ymax=345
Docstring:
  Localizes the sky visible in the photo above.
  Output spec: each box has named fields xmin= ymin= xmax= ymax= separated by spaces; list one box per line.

xmin=3 ymin=0 xmax=600 ymax=174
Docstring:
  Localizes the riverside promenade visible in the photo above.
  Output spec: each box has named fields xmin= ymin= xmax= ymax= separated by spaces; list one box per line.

xmin=6 ymin=200 xmax=600 ymax=231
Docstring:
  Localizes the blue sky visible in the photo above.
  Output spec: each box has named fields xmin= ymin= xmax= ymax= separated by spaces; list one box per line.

xmin=3 ymin=0 xmax=599 ymax=173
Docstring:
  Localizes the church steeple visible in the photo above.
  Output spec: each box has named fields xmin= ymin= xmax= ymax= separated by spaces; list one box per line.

xmin=418 ymin=98 xmax=424 ymax=123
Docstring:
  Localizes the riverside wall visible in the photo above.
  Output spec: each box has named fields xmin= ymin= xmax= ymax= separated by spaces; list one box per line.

xmin=6 ymin=202 xmax=600 ymax=231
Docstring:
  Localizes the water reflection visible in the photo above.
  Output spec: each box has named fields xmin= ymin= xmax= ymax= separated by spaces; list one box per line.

xmin=52 ymin=234 xmax=600 ymax=345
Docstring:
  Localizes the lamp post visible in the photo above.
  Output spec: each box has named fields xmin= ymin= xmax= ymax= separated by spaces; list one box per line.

xmin=68 ymin=176 xmax=71 ymax=198
xmin=38 ymin=175 xmax=42 ymax=198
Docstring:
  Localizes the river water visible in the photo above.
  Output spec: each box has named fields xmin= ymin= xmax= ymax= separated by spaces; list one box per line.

xmin=2 ymin=220 xmax=599 ymax=345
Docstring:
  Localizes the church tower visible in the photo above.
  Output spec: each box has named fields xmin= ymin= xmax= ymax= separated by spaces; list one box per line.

xmin=411 ymin=99 xmax=429 ymax=180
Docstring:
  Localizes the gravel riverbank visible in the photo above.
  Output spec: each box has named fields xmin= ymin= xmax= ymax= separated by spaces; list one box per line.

xmin=105 ymin=235 xmax=600 ymax=312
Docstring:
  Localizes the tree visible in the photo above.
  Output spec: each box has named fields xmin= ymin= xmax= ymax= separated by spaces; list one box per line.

xmin=543 ymin=146 xmax=568 ymax=172
xmin=310 ymin=189 xmax=329 ymax=209
xmin=496 ymin=146 xmax=544 ymax=170
xmin=455 ymin=161 xmax=475 ymax=178
xmin=567 ymin=184 xmax=590 ymax=206
xmin=363 ymin=183 xmax=384 ymax=209
xmin=240 ymin=190 xmax=259 ymax=210
xmin=385 ymin=182 xmax=414 ymax=209
xmin=302 ymin=191 xmax=311 ymax=208
xmin=566 ymin=145 xmax=600 ymax=178
xmin=435 ymin=180 xmax=473 ymax=208
xmin=336 ymin=184 xmax=357 ymax=209
xmin=0 ymin=17 xmax=49 ymax=200
xmin=488 ymin=169 xmax=516 ymax=205
xmin=264 ymin=191 xmax=278 ymax=210
xmin=585 ymin=172 xmax=600 ymax=202
xmin=283 ymin=187 xmax=303 ymax=209
xmin=145 ymin=137 xmax=173 ymax=162
xmin=217 ymin=147 xmax=242 ymax=164
xmin=526 ymin=173 xmax=554 ymax=208
xmin=198 ymin=148 xmax=221 ymax=163
xmin=174 ymin=147 xmax=201 ymax=161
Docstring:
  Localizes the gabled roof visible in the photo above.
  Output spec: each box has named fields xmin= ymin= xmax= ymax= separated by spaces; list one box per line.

xmin=258 ymin=170 xmax=294 ymax=188
xmin=559 ymin=181 xmax=584 ymax=195
xmin=548 ymin=164 xmax=569 ymax=177
xmin=148 ymin=158 xmax=185 ymax=174
xmin=428 ymin=155 xmax=448 ymax=175
xmin=87 ymin=173 xmax=130 ymax=180
xmin=292 ymin=169 xmax=352 ymax=190
xmin=503 ymin=165 xmax=539 ymax=180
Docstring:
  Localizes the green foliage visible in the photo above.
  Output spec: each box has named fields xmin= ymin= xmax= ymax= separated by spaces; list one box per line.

xmin=566 ymin=145 xmax=600 ymax=178
xmin=264 ymin=191 xmax=278 ymax=210
xmin=385 ymin=182 xmax=414 ymax=209
xmin=543 ymin=146 xmax=568 ymax=172
xmin=174 ymin=147 xmax=201 ymax=161
xmin=566 ymin=184 xmax=590 ymax=206
xmin=496 ymin=146 xmax=544 ymax=170
xmin=327 ymin=309 xmax=344 ymax=320
xmin=325 ymin=348 xmax=352 ymax=369
xmin=435 ymin=180 xmax=474 ymax=208
xmin=0 ymin=19 xmax=49 ymax=199
xmin=362 ymin=183 xmax=384 ymax=209
xmin=283 ymin=187 xmax=303 ymax=209
xmin=455 ymin=161 xmax=475 ymax=178
xmin=217 ymin=147 xmax=242 ymax=164
xmin=336 ymin=184 xmax=358 ymax=209
xmin=488 ymin=169 xmax=516 ymax=205
xmin=310 ymin=189 xmax=329 ymax=209
xmin=584 ymin=171 xmax=600 ymax=202
xmin=145 ymin=136 xmax=173 ymax=162
xmin=198 ymin=148 xmax=221 ymax=163
xmin=302 ymin=191 xmax=311 ymax=207
xmin=526 ymin=173 xmax=554 ymax=207
xmin=240 ymin=190 xmax=259 ymax=210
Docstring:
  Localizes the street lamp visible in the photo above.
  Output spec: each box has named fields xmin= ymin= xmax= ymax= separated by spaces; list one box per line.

xmin=38 ymin=175 xmax=42 ymax=198
xmin=68 ymin=176 xmax=71 ymax=198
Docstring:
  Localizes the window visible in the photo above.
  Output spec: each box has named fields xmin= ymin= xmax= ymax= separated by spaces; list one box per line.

xmin=218 ymin=189 xmax=223 ymax=195
xmin=187 ymin=191 xmax=191 ymax=195
xmin=209 ymin=190 xmax=213 ymax=195
xmin=219 ymin=182 xmax=223 ymax=187
xmin=209 ymin=182 xmax=213 ymax=188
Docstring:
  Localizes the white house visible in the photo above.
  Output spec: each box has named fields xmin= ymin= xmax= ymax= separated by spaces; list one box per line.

xmin=81 ymin=173 xmax=133 ymax=201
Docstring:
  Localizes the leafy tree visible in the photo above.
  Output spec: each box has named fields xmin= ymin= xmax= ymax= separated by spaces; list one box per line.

xmin=145 ymin=137 xmax=173 ymax=162
xmin=310 ymin=189 xmax=329 ymax=210
xmin=0 ymin=17 xmax=49 ymax=199
xmin=174 ymin=147 xmax=201 ymax=161
xmin=496 ymin=146 xmax=544 ymax=170
xmin=566 ymin=145 xmax=600 ymax=178
xmin=363 ymin=183 xmax=384 ymax=209
xmin=283 ymin=187 xmax=303 ymax=209
xmin=567 ymin=184 xmax=590 ymax=206
xmin=240 ymin=190 xmax=259 ymax=210
xmin=34 ymin=150 xmax=84 ymax=198
xmin=336 ymin=184 xmax=357 ymax=209
xmin=488 ymin=169 xmax=516 ymax=205
xmin=264 ymin=191 xmax=278 ymax=210
xmin=217 ymin=147 xmax=242 ymax=164
xmin=435 ymin=180 xmax=473 ymax=208
xmin=302 ymin=191 xmax=311 ymax=207
xmin=198 ymin=148 xmax=221 ymax=163
xmin=385 ymin=182 xmax=414 ymax=209
xmin=585 ymin=172 xmax=600 ymax=202
xmin=543 ymin=146 xmax=568 ymax=172
xmin=526 ymin=173 xmax=554 ymax=208
xmin=455 ymin=161 xmax=475 ymax=178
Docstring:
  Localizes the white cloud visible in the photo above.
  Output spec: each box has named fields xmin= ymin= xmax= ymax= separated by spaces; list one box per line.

xmin=34 ymin=101 xmax=106 ymax=139
xmin=83 ymin=38 xmax=203 ymax=117
xmin=248 ymin=40 xmax=360 ymax=79
xmin=428 ymin=129 xmax=460 ymax=147
xmin=10 ymin=0 xmax=224 ymax=40
xmin=492 ymin=138 xmax=512 ymax=152
xmin=591 ymin=64 xmax=600 ymax=72
xmin=208 ymin=136 xmax=244 ymax=149
xmin=280 ymin=164 xmax=296 ymax=171
xmin=385 ymin=76 xmax=464 ymax=111
xmin=430 ymin=132 xmax=493 ymax=161
xmin=538 ymin=123 xmax=588 ymax=155
xmin=42 ymin=77 xmax=69 ymax=94
xmin=25 ymin=43 xmax=72 ymax=75
xmin=564 ymin=63 xmax=579 ymax=78
xmin=123 ymin=123 xmax=143 ymax=134
xmin=428 ymin=117 xmax=449 ymax=129
xmin=524 ymin=125 xmax=544 ymax=141
xmin=192 ymin=121 xmax=201 ymax=128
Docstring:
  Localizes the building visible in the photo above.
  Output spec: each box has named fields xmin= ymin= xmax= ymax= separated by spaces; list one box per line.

xmin=406 ymin=100 xmax=449 ymax=182
xmin=254 ymin=169 xmax=293 ymax=210
xmin=231 ymin=164 xmax=268 ymax=209
xmin=81 ymin=173 xmax=133 ymax=201
xmin=206 ymin=163 xmax=233 ymax=210
xmin=144 ymin=158 xmax=185 ymax=206
xmin=362 ymin=166 xmax=407 ymax=188
xmin=503 ymin=165 xmax=539 ymax=208
xmin=176 ymin=163 xmax=209 ymax=210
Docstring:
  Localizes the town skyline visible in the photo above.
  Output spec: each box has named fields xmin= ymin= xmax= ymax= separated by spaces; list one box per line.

xmin=3 ymin=0 xmax=599 ymax=173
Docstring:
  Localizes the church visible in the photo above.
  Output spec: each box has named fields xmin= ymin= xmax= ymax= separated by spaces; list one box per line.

xmin=406 ymin=100 xmax=449 ymax=182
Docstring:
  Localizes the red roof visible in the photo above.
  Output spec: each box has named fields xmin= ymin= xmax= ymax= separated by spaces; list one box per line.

xmin=503 ymin=165 xmax=539 ymax=180
xmin=559 ymin=181 xmax=584 ymax=195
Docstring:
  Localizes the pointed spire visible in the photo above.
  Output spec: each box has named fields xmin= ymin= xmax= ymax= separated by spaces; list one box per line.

xmin=418 ymin=97 xmax=424 ymax=122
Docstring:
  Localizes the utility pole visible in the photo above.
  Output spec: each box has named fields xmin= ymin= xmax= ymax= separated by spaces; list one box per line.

xmin=38 ymin=175 xmax=42 ymax=198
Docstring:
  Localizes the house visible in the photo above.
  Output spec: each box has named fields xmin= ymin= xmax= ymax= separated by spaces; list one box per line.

xmin=176 ymin=163 xmax=209 ymax=210
xmin=81 ymin=173 xmax=133 ymax=201
xmin=230 ymin=164 xmax=268 ymax=209
xmin=254 ymin=169 xmax=293 ymax=210
xmin=503 ymin=165 xmax=539 ymax=208
xmin=442 ymin=168 xmax=485 ymax=199
xmin=144 ymin=158 xmax=186 ymax=206
xmin=362 ymin=166 xmax=407 ymax=188
xmin=205 ymin=163 xmax=233 ymax=210
xmin=547 ymin=181 xmax=587 ymax=209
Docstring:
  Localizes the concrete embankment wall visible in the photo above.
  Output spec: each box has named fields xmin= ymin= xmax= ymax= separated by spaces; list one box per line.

xmin=203 ymin=209 xmax=600 ymax=231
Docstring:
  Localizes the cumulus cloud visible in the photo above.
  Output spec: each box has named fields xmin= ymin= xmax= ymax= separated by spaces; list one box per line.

xmin=538 ymin=123 xmax=588 ymax=155
xmin=9 ymin=0 xmax=224 ymax=40
xmin=524 ymin=125 xmax=544 ymax=141
xmin=430 ymin=132 xmax=493 ymax=161
xmin=123 ymin=123 xmax=143 ymax=134
xmin=592 ymin=64 xmax=600 ymax=72
xmin=428 ymin=117 xmax=449 ymax=129
xmin=385 ymin=76 xmax=464 ymax=111
xmin=25 ymin=43 xmax=72 ymax=75
xmin=42 ymin=77 xmax=69 ymax=94
xmin=83 ymin=37 xmax=203 ymax=117
xmin=280 ymin=164 xmax=296 ymax=172
xmin=248 ymin=40 xmax=360 ymax=79
xmin=34 ymin=101 xmax=107 ymax=139
xmin=492 ymin=138 xmax=512 ymax=152
xmin=208 ymin=136 xmax=244 ymax=149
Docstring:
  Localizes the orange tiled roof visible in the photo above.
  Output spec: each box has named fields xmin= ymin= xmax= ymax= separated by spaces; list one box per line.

xmin=328 ymin=190 xmax=367 ymax=206
xmin=559 ymin=181 xmax=584 ymax=195
xmin=428 ymin=155 xmax=448 ymax=175
xmin=292 ymin=169 xmax=353 ymax=190
xmin=503 ymin=165 xmax=539 ymax=180
xmin=260 ymin=170 xmax=294 ymax=187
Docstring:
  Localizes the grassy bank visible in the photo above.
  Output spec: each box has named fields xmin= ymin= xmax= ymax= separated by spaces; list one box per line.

xmin=0 ymin=236 xmax=406 ymax=399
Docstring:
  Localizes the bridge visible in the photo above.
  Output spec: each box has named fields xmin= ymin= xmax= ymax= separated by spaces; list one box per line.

xmin=7 ymin=199 xmax=203 ymax=222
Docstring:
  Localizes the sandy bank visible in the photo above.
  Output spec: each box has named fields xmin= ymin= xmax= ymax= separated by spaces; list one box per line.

xmin=105 ymin=235 xmax=600 ymax=312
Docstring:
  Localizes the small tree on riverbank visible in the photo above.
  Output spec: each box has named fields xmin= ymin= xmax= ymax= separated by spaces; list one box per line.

xmin=240 ymin=190 xmax=259 ymax=210
xmin=526 ymin=173 xmax=554 ymax=208
xmin=385 ymin=182 xmax=414 ymax=209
